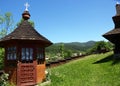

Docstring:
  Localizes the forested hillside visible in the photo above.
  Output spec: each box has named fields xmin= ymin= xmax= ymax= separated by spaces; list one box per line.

xmin=46 ymin=41 xmax=96 ymax=54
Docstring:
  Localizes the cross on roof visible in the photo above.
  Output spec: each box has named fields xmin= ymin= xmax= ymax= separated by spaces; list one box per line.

xmin=24 ymin=2 xmax=30 ymax=11
xmin=117 ymin=1 xmax=120 ymax=4
xmin=116 ymin=0 xmax=120 ymax=4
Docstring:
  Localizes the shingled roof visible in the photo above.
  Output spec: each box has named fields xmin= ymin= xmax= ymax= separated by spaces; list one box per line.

xmin=103 ymin=28 xmax=120 ymax=36
xmin=103 ymin=28 xmax=120 ymax=43
xmin=0 ymin=11 xmax=52 ymax=47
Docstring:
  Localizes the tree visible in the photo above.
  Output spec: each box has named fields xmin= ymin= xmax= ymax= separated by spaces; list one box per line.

xmin=87 ymin=41 xmax=113 ymax=54
xmin=59 ymin=43 xmax=64 ymax=58
xmin=64 ymin=50 xmax=72 ymax=58
xmin=16 ymin=18 xmax=34 ymax=27
xmin=0 ymin=12 xmax=13 ymax=38
xmin=0 ymin=12 xmax=13 ymax=70
xmin=95 ymin=41 xmax=112 ymax=53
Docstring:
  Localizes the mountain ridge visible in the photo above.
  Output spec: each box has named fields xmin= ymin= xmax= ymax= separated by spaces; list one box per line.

xmin=46 ymin=41 xmax=96 ymax=53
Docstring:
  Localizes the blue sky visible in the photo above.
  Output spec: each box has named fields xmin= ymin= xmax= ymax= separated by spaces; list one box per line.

xmin=0 ymin=0 xmax=118 ymax=43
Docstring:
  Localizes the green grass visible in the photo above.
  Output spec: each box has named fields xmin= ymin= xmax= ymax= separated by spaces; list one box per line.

xmin=48 ymin=52 xmax=120 ymax=86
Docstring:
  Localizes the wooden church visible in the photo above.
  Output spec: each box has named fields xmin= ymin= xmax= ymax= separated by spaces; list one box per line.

xmin=103 ymin=2 xmax=120 ymax=58
xmin=0 ymin=3 xmax=52 ymax=86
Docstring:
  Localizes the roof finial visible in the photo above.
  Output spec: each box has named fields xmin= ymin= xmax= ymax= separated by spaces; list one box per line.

xmin=24 ymin=2 xmax=30 ymax=11
xmin=22 ymin=3 xmax=30 ymax=20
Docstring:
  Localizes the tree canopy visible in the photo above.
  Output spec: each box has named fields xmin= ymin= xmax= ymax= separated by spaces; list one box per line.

xmin=87 ymin=41 xmax=113 ymax=54
xmin=16 ymin=18 xmax=34 ymax=28
xmin=0 ymin=12 xmax=13 ymax=38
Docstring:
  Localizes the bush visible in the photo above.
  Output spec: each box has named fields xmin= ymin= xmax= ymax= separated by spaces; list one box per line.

xmin=0 ymin=73 xmax=9 ymax=86
xmin=64 ymin=50 xmax=72 ymax=59
xmin=0 ymin=48 xmax=4 ymax=70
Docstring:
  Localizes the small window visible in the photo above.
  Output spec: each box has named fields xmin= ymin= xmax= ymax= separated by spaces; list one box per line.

xmin=7 ymin=47 xmax=16 ymax=60
xmin=21 ymin=48 xmax=33 ymax=62
xmin=37 ymin=48 xmax=44 ymax=60
xmin=37 ymin=48 xmax=44 ymax=64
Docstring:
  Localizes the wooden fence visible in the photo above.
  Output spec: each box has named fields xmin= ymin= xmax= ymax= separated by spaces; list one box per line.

xmin=46 ymin=55 xmax=87 ymax=68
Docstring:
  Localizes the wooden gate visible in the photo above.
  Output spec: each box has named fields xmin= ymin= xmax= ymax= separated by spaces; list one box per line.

xmin=17 ymin=63 xmax=36 ymax=86
xmin=17 ymin=48 xmax=36 ymax=86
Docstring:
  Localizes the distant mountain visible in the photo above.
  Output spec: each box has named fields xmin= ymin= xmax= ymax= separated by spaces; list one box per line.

xmin=46 ymin=41 xmax=96 ymax=53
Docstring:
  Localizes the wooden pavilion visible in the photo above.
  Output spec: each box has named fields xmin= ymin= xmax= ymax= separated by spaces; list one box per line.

xmin=0 ymin=4 xmax=52 ymax=86
xmin=103 ymin=2 xmax=120 ymax=58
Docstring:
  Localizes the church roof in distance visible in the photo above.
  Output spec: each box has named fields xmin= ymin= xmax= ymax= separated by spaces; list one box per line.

xmin=103 ymin=3 xmax=120 ymax=42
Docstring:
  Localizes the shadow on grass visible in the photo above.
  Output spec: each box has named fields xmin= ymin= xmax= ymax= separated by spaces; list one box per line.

xmin=112 ymin=58 xmax=120 ymax=65
xmin=93 ymin=54 xmax=120 ymax=65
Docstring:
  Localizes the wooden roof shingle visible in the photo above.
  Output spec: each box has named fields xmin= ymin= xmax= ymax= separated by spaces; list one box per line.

xmin=103 ymin=28 xmax=120 ymax=36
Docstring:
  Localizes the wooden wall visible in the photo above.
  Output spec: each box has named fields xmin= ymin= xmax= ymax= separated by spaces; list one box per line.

xmin=36 ymin=63 xmax=46 ymax=83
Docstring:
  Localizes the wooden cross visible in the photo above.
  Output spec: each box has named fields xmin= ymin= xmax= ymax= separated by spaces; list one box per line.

xmin=24 ymin=2 xmax=30 ymax=11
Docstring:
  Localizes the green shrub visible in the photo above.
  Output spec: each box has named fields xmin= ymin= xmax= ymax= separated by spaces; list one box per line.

xmin=0 ymin=48 xmax=4 ymax=70
xmin=0 ymin=73 xmax=9 ymax=86
xmin=64 ymin=50 xmax=72 ymax=59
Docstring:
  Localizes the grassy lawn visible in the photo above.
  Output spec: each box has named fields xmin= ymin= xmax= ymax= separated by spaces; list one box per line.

xmin=48 ymin=52 xmax=120 ymax=86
